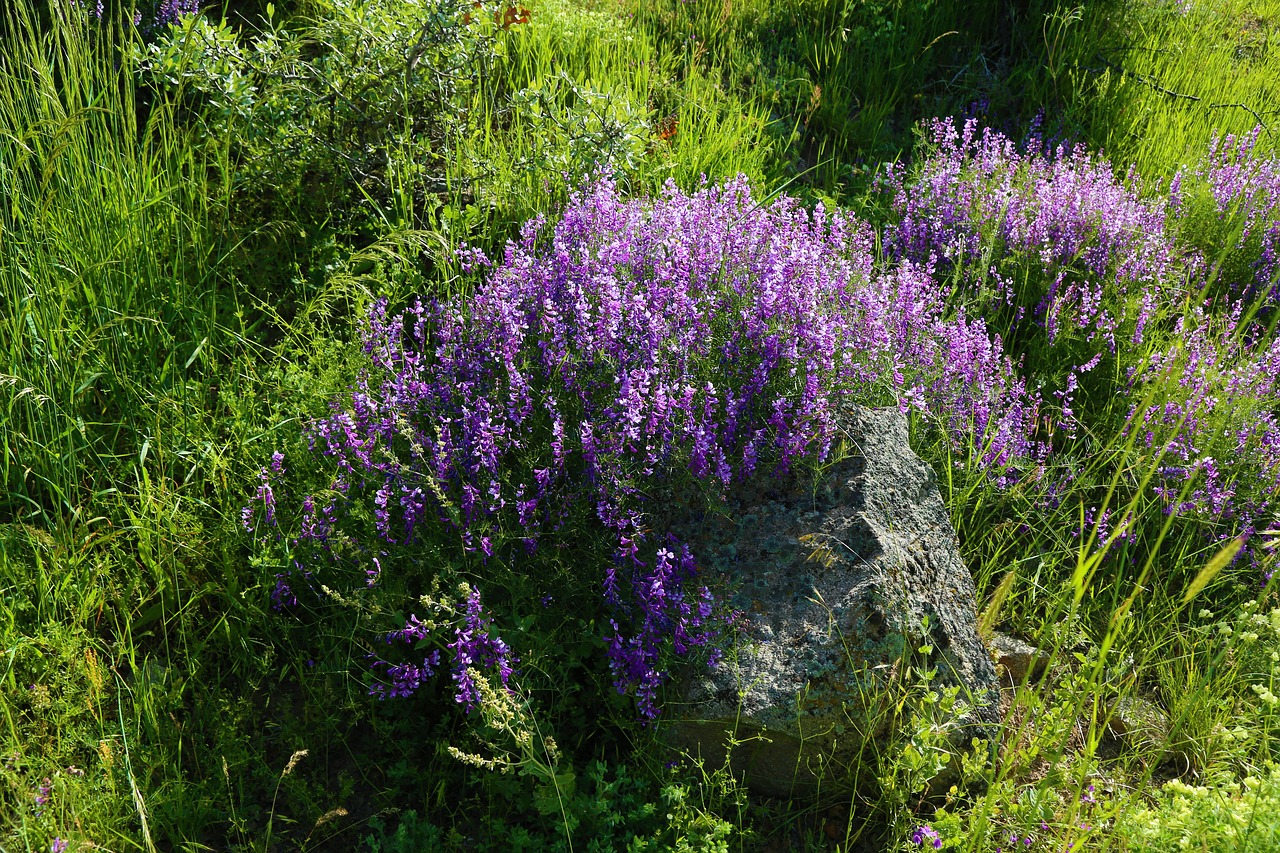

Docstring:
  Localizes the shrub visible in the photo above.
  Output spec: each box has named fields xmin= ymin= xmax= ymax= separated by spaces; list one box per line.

xmin=247 ymin=175 xmax=1037 ymax=724
xmin=141 ymin=0 xmax=498 ymax=235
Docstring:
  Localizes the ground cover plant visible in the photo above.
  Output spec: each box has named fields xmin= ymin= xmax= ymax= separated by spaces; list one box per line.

xmin=6 ymin=0 xmax=1280 ymax=850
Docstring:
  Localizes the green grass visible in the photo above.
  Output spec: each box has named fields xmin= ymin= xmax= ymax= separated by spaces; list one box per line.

xmin=637 ymin=0 xmax=1008 ymax=188
xmin=4 ymin=0 xmax=1280 ymax=850
xmin=1065 ymin=0 xmax=1280 ymax=179
xmin=0 ymin=3 xmax=218 ymax=525
xmin=0 ymin=2 xmax=362 ymax=846
xmin=635 ymin=0 xmax=1280 ymax=202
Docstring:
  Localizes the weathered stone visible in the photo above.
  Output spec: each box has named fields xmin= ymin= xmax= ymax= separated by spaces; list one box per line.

xmin=658 ymin=406 xmax=999 ymax=798
xmin=1106 ymin=696 xmax=1171 ymax=750
xmin=989 ymin=632 xmax=1051 ymax=687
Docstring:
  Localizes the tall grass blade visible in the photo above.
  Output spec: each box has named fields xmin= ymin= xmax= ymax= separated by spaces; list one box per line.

xmin=1182 ymin=536 xmax=1244 ymax=604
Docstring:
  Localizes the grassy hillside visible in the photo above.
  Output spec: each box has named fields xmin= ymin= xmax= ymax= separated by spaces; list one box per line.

xmin=3 ymin=0 xmax=1280 ymax=850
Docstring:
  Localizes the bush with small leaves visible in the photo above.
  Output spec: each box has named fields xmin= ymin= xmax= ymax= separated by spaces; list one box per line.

xmin=141 ymin=0 xmax=498 ymax=234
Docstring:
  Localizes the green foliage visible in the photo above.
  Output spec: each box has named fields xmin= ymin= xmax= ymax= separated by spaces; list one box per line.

xmin=1116 ymin=766 xmax=1280 ymax=852
xmin=5 ymin=0 xmax=1280 ymax=849
xmin=455 ymin=0 xmax=774 ymax=248
xmin=142 ymin=0 xmax=496 ymax=235
xmin=507 ymin=70 xmax=651 ymax=186
xmin=357 ymin=761 xmax=740 ymax=852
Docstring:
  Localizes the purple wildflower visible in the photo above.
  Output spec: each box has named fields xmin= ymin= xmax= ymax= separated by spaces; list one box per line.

xmin=884 ymin=117 xmax=1192 ymax=351
xmin=366 ymin=589 xmax=516 ymax=708
xmin=264 ymin=175 xmax=1042 ymax=719
xmin=270 ymin=573 xmax=297 ymax=610
xmin=243 ymin=465 xmax=278 ymax=531
xmin=447 ymin=588 xmax=515 ymax=711
xmin=369 ymin=650 xmax=441 ymax=700
xmin=884 ymin=118 xmax=1280 ymax=571
xmin=152 ymin=0 xmax=200 ymax=29
xmin=911 ymin=824 xmax=942 ymax=848
xmin=1196 ymin=128 xmax=1280 ymax=299
xmin=34 ymin=777 xmax=51 ymax=816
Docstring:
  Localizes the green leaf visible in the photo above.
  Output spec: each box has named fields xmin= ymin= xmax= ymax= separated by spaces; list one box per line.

xmin=532 ymin=771 xmax=577 ymax=816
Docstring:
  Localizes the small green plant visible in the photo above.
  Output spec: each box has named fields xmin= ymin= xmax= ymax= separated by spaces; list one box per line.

xmin=1115 ymin=764 xmax=1280 ymax=852
xmin=508 ymin=70 xmax=651 ymax=187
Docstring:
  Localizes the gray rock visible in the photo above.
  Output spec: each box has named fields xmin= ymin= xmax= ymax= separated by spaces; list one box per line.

xmin=658 ymin=406 xmax=999 ymax=798
xmin=990 ymin=633 xmax=1051 ymax=687
xmin=1103 ymin=696 xmax=1193 ymax=771
xmin=1106 ymin=696 xmax=1170 ymax=750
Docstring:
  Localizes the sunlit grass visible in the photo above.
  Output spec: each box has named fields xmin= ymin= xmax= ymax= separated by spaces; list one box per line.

xmin=1073 ymin=0 xmax=1280 ymax=179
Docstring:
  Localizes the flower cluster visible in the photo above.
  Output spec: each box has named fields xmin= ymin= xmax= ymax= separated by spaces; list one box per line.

xmin=448 ymin=587 xmax=515 ymax=710
xmin=278 ymin=176 xmax=1036 ymax=718
xmin=1130 ymin=304 xmax=1280 ymax=542
xmin=34 ymin=776 xmax=51 ymax=816
xmin=368 ymin=587 xmax=514 ymax=711
xmin=884 ymin=117 xmax=1192 ymax=350
xmin=368 ymin=648 xmax=442 ymax=701
xmin=1193 ymin=128 xmax=1280 ymax=300
xmin=152 ymin=0 xmax=200 ymax=29
xmin=81 ymin=0 xmax=199 ymax=30
xmin=910 ymin=824 xmax=942 ymax=848
xmin=885 ymin=118 xmax=1280 ymax=560
xmin=606 ymin=541 xmax=721 ymax=719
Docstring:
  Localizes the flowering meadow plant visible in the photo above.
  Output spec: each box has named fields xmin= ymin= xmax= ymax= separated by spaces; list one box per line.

xmin=885 ymin=118 xmax=1280 ymax=558
xmin=1190 ymin=127 xmax=1280 ymax=301
xmin=248 ymin=176 xmax=1037 ymax=720
xmin=883 ymin=117 xmax=1193 ymax=351
xmin=246 ymin=124 xmax=1280 ymax=740
xmin=1130 ymin=306 xmax=1280 ymax=538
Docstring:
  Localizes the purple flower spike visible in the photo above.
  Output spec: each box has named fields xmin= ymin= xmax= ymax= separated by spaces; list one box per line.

xmin=34 ymin=777 xmax=51 ymax=816
xmin=153 ymin=0 xmax=200 ymax=29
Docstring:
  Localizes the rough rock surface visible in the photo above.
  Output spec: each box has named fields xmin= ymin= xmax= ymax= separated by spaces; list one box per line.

xmin=1106 ymin=696 xmax=1171 ymax=750
xmin=658 ymin=406 xmax=999 ymax=798
xmin=990 ymin=633 xmax=1052 ymax=687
